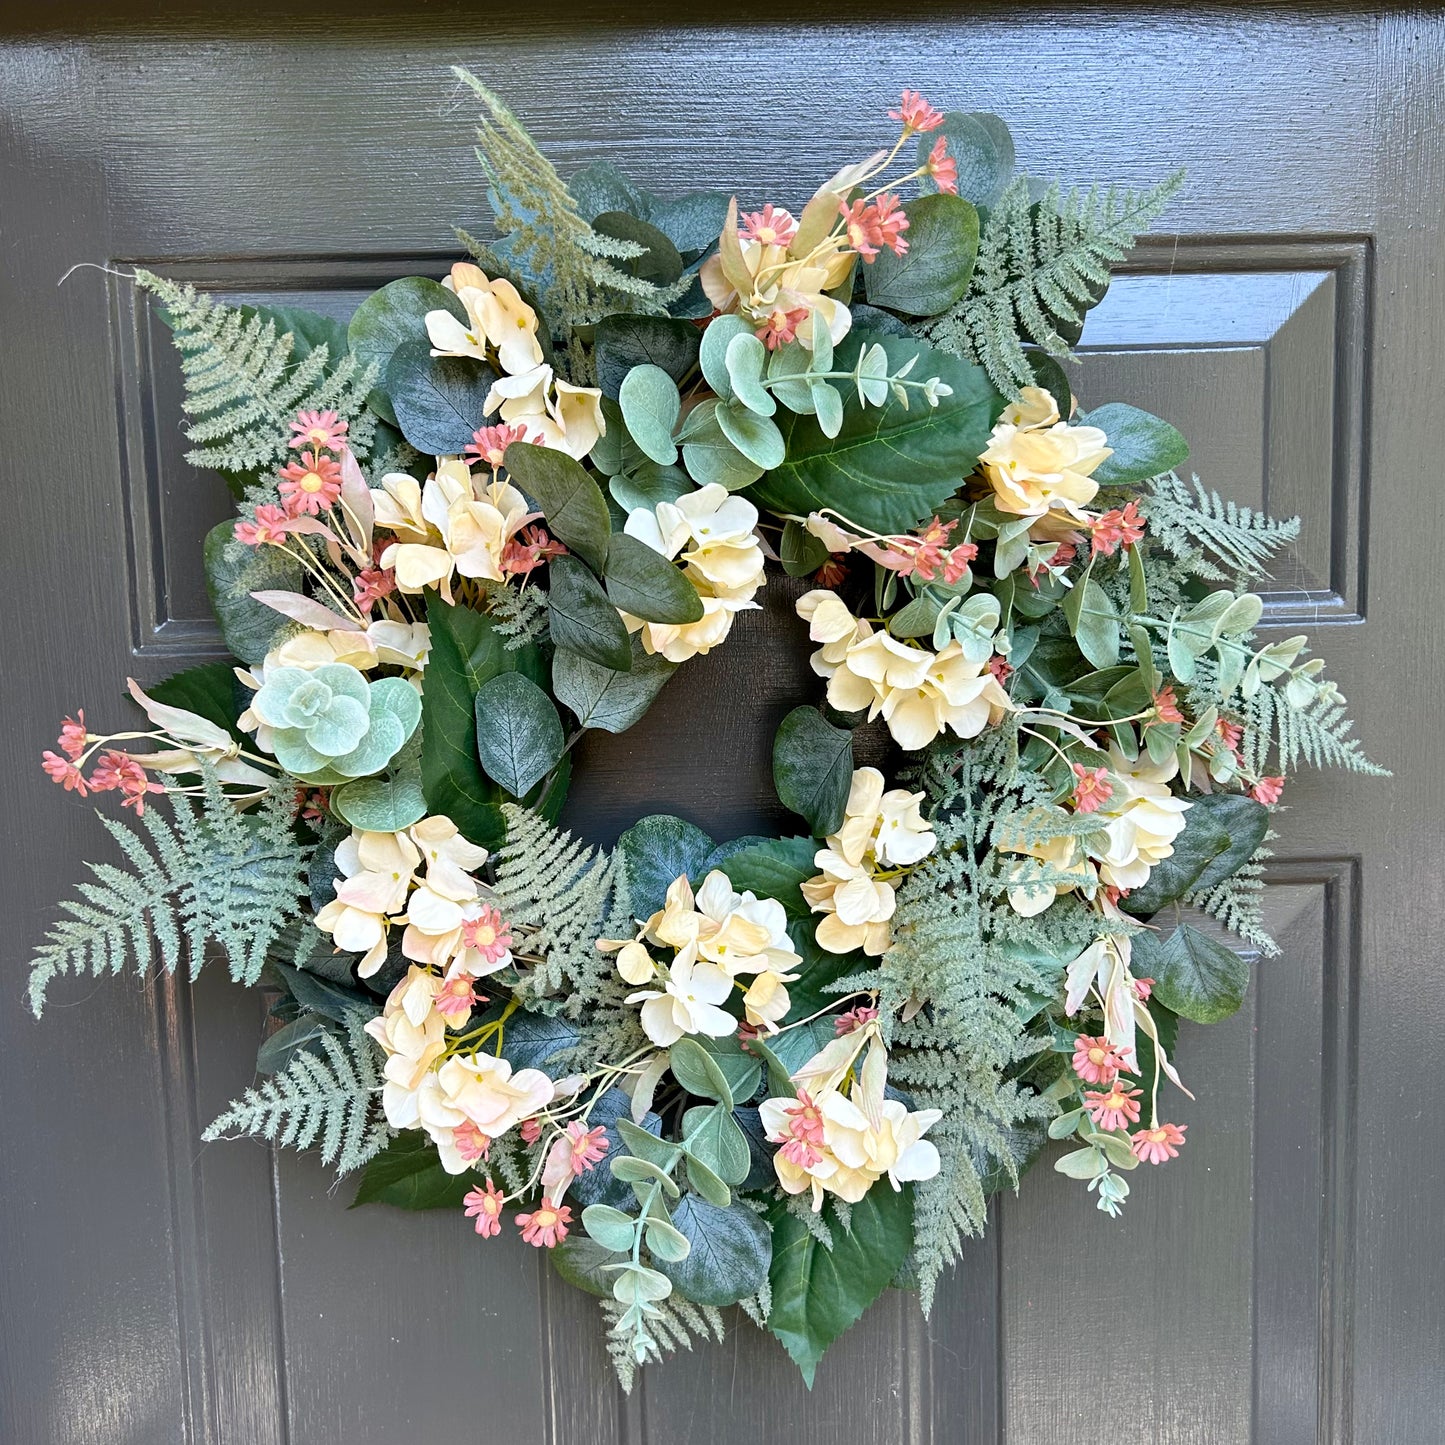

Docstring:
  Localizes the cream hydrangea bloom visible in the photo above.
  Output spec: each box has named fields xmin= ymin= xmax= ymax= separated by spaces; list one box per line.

xmin=485 ymin=365 xmax=606 ymax=462
xmin=315 ymin=827 xmax=422 ymax=975
xmin=802 ymin=767 xmax=937 ymax=957
xmin=627 ymin=945 xmax=737 ymax=1048
xmin=622 ymin=485 xmax=767 ymax=662
xmin=979 ymin=385 xmax=1112 ymax=521
xmin=364 ymin=965 xmax=448 ymax=1121
xmin=426 ymin=261 xmax=546 ymax=376
xmin=796 ymin=590 xmax=1011 ymax=751
xmin=417 ymin=1053 xmax=556 ymax=1174
xmin=1091 ymin=748 xmax=1192 ymax=892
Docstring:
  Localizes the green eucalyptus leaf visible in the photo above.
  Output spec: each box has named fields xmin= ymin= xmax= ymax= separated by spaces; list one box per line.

xmin=715 ymin=398 xmax=786 ymax=470
xmin=548 ymin=555 xmax=633 ymax=672
xmin=1062 ymin=576 xmax=1120 ymax=669
xmin=684 ymin=1153 xmax=732 ymax=1208
xmin=473 ymin=671 xmax=565 ymax=798
xmin=603 ymin=532 xmax=704 ymax=624
xmin=643 ymin=1216 xmax=692 ymax=1263
xmin=330 ymin=771 xmax=427 ymax=832
xmin=678 ymin=398 xmax=766 ymax=490
xmin=724 ymin=331 xmax=776 ymax=416
xmin=1133 ymin=923 xmax=1250 ymax=1024
xmin=670 ymin=1038 xmax=734 ymax=1107
xmin=1078 ymin=402 xmax=1190 ymax=487
xmin=552 ymin=640 xmax=676 ymax=734
xmin=682 ymin=1104 xmax=751 ymax=1186
xmin=503 ymin=443 xmax=612 ymax=572
xmin=608 ymin=464 xmax=689 ymax=515
xmin=699 ymin=314 xmax=753 ymax=398
xmin=618 ymin=364 xmax=682 ymax=465
xmin=549 ymin=1234 xmax=623 ymax=1298
xmin=594 ymin=314 xmax=701 ymax=400
xmin=772 ymin=706 xmax=854 ymax=837
xmin=862 ymin=193 xmax=979 ymax=316
xmin=922 ymin=112 xmax=1015 ymax=207
xmin=617 ymin=814 xmax=714 ymax=917
xmin=348 ymin=277 xmax=468 ymax=425
xmin=582 ymin=1203 xmax=639 ymax=1253
xmin=692 ymin=1034 xmax=763 ymax=1105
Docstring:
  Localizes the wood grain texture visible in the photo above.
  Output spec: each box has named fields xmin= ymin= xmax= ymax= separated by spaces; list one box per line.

xmin=0 ymin=6 xmax=1439 ymax=1442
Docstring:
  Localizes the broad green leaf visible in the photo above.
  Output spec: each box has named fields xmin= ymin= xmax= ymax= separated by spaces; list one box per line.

xmin=549 ymin=1235 xmax=623 ymax=1298
xmin=351 ymin=1132 xmax=470 ymax=1211
xmin=692 ymin=1034 xmax=763 ymax=1104
xmin=642 ymin=188 xmax=732 ymax=254
xmin=497 ymin=1008 xmax=581 ymax=1073
xmin=716 ymin=398 xmax=786 ymax=468
xmin=618 ymin=364 xmax=681 ymax=465
xmin=594 ymin=313 xmax=701 ymax=400
xmin=921 ymin=112 xmax=1015 ymax=207
xmin=1133 ymin=923 xmax=1250 ymax=1024
xmin=1123 ymin=791 xmax=1269 ymax=916
xmin=780 ymin=517 xmax=830 ymax=577
xmin=1062 ymin=576 xmax=1121 ymax=669
xmin=331 ymin=771 xmax=427 ymax=832
xmin=348 ymin=277 xmax=468 ymax=424
xmin=719 ymin=836 xmax=818 ymax=916
xmin=603 ymin=532 xmax=704 ymax=624
xmin=658 ymin=1193 xmax=772 ymax=1306
xmin=503 ymin=443 xmax=612 ymax=572
xmin=863 ymin=193 xmax=979 ymax=316
xmin=593 ymin=210 xmax=684 ymax=286
xmin=751 ymin=335 xmax=999 ymax=535
xmin=1078 ymin=402 xmax=1190 ymax=486
xmin=772 ymin=706 xmax=854 ymax=837
xmin=682 ymin=1104 xmax=751 ymax=1186
xmin=552 ymin=640 xmax=676 ymax=734
xmin=678 ymin=398 xmax=766 ymax=489
xmin=266 ymin=958 xmax=376 ymax=1023
xmin=385 ymin=337 xmax=497 ymax=456
xmin=766 ymin=1185 xmax=915 ymax=1386
xmin=203 ymin=520 xmax=303 ymax=665
xmin=473 ymin=671 xmax=564 ymax=798
xmin=255 ymin=1013 xmax=333 ymax=1074
xmin=616 ymin=1118 xmax=682 ymax=1171
xmin=617 ymin=814 xmax=714 ymax=916
xmin=548 ymin=555 xmax=633 ymax=672
xmin=1185 ymin=793 xmax=1271 ymax=894
xmin=670 ymin=1039 xmax=734 ymax=1107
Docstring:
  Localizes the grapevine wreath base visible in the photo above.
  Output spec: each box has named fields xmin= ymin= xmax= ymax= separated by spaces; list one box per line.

xmin=29 ymin=73 xmax=1380 ymax=1385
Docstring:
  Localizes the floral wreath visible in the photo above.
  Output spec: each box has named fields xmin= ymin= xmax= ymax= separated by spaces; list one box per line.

xmin=29 ymin=74 xmax=1382 ymax=1387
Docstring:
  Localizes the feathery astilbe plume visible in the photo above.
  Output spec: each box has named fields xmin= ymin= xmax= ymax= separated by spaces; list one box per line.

xmin=1142 ymin=472 xmax=1301 ymax=583
xmin=134 ymin=270 xmax=377 ymax=478
xmin=450 ymin=68 xmax=692 ymax=379
xmin=203 ymin=1012 xmax=389 ymax=1173
xmin=28 ymin=773 xmax=308 ymax=1017
xmin=924 ymin=171 xmax=1184 ymax=396
xmin=601 ymin=1296 xmax=725 ymax=1393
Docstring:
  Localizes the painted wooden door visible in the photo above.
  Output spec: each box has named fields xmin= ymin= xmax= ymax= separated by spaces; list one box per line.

xmin=2 ymin=6 xmax=1439 ymax=1442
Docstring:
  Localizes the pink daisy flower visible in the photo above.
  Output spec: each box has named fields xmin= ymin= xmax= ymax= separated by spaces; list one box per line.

xmin=466 ymin=422 xmax=536 ymax=472
xmin=461 ymin=905 xmax=514 ymax=966
xmin=234 ymin=504 xmax=293 ymax=547
xmin=1132 ymin=977 xmax=1155 ymax=1002
xmin=756 ymin=304 xmax=811 ymax=351
xmin=839 ymin=198 xmax=884 ymax=259
xmin=277 ymin=451 xmax=343 ymax=516
xmin=738 ymin=203 xmax=798 ymax=248
xmin=1216 ymin=716 xmax=1244 ymax=755
xmin=519 ymin=1118 xmax=543 ymax=1147
xmin=1090 ymin=501 xmax=1146 ymax=556
xmin=563 ymin=1122 xmax=609 ymax=1174
xmin=889 ymin=89 xmax=946 ymax=134
xmin=41 ymin=751 xmax=88 ymax=795
xmin=58 ymin=710 xmax=88 ymax=761
xmin=986 ymin=655 xmax=1013 ymax=684
xmin=289 ymin=409 xmax=349 ymax=452
xmin=516 ymin=1197 xmax=572 ymax=1249
xmin=1131 ymin=1122 xmax=1187 ymax=1165
xmin=434 ymin=973 xmax=481 ymax=1023
xmin=352 ymin=563 xmax=396 ymax=614
xmin=463 ymin=1179 xmax=506 ymax=1238
xmin=1251 ymin=775 xmax=1285 ymax=806
xmin=775 ymin=1090 xmax=826 ymax=1168
xmin=1072 ymin=764 xmax=1114 ymax=814
xmin=1072 ymin=1035 xmax=1126 ymax=1086
xmin=1084 ymin=1084 xmax=1143 ymax=1132
xmin=941 ymin=541 xmax=978 ymax=584
xmin=452 ymin=1121 xmax=491 ymax=1163
xmin=501 ymin=525 xmax=567 ymax=577
xmin=924 ymin=136 xmax=958 ymax=195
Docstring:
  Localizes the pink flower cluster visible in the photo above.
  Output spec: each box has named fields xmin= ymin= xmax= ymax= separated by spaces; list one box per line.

xmin=41 ymin=711 xmax=165 ymax=815
xmin=872 ymin=516 xmax=977 ymax=584
xmin=1089 ymin=501 xmax=1146 ymax=557
xmin=840 ymin=194 xmax=910 ymax=261
xmin=235 ymin=408 xmax=350 ymax=546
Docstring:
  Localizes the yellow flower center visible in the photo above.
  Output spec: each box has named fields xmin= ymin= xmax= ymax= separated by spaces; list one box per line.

xmin=1088 ymin=1047 xmax=1107 ymax=1065
xmin=300 ymin=471 xmax=325 ymax=492
xmin=533 ymin=1206 xmax=558 ymax=1228
xmin=474 ymin=925 xmax=497 ymax=946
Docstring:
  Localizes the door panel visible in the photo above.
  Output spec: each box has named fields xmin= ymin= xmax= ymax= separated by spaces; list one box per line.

xmin=1 ymin=7 xmax=1437 ymax=1442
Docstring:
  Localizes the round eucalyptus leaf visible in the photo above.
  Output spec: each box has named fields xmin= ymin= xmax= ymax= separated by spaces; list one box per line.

xmin=348 ymin=277 xmax=468 ymax=425
xmin=385 ymin=338 xmax=497 ymax=456
xmin=617 ymin=364 xmax=681 ymax=465
xmin=331 ymin=773 xmax=428 ymax=832
xmin=473 ymin=671 xmax=565 ymax=799
xmin=656 ymin=1193 xmax=771 ymax=1307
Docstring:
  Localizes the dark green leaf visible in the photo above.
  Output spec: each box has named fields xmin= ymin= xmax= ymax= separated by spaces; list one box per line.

xmin=347 ymin=277 xmax=468 ymax=424
xmin=503 ymin=444 xmax=613 ymax=572
xmin=203 ymin=520 xmax=303 ymax=666
xmin=1122 ymin=791 xmax=1267 ymax=915
xmin=617 ymin=814 xmax=714 ymax=916
xmin=863 ymin=193 xmax=979 ymax=316
xmin=720 ymin=836 xmax=818 ymax=916
xmin=256 ymin=1013 xmax=334 ymax=1074
xmin=351 ymin=1132 xmax=471 ymax=1211
xmin=1078 ymin=402 xmax=1190 ymax=487
xmin=473 ymin=672 xmax=565 ymax=798
xmin=780 ymin=518 xmax=830 ymax=577
xmin=147 ymin=661 xmax=248 ymax=744
xmin=592 ymin=211 xmax=684 ymax=286
xmin=1133 ymin=923 xmax=1250 ymax=1024
xmin=922 ymin=112 xmax=1015 ymax=207
xmin=772 ymin=706 xmax=854 ymax=837
xmin=267 ymin=959 xmax=376 ymax=1023
xmin=595 ymin=314 xmax=701 ymax=400
xmin=499 ymin=1008 xmax=582 ymax=1072
xmin=1185 ymin=792 xmax=1271 ymax=895
xmin=751 ymin=335 xmax=1000 ymax=535
xmin=658 ymin=1193 xmax=772 ymax=1306
xmin=385 ymin=337 xmax=497 ymax=456
xmin=603 ymin=532 xmax=704 ymax=624
xmin=548 ymin=555 xmax=633 ymax=672
xmin=552 ymin=639 xmax=676 ymax=734
xmin=549 ymin=1234 xmax=622 ymax=1298
xmin=766 ymin=1185 xmax=915 ymax=1386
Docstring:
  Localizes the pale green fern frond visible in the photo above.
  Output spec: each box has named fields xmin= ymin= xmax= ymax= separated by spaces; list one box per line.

xmin=451 ymin=68 xmax=690 ymax=376
xmin=1242 ymin=677 xmax=1386 ymax=777
xmin=600 ymin=1295 xmax=725 ymax=1393
xmin=28 ymin=775 xmax=308 ymax=1016
xmin=1144 ymin=473 xmax=1301 ymax=582
xmin=925 ymin=171 xmax=1184 ymax=395
xmin=480 ymin=579 xmax=550 ymax=651
xmin=203 ymin=1012 xmax=388 ymax=1173
xmin=1189 ymin=837 xmax=1278 ymax=955
xmin=135 ymin=269 xmax=377 ymax=476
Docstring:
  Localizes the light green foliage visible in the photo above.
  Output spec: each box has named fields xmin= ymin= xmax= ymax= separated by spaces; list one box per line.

xmin=924 ymin=171 xmax=1184 ymax=396
xmin=135 ymin=269 xmax=377 ymax=477
xmin=1188 ymin=838 xmax=1276 ymax=955
xmin=1239 ymin=673 xmax=1386 ymax=777
xmin=203 ymin=1012 xmax=389 ymax=1173
xmin=452 ymin=69 xmax=691 ymax=377
xmin=1143 ymin=472 xmax=1302 ymax=582
xmin=600 ymin=1296 xmax=725 ymax=1393
xmin=28 ymin=774 xmax=307 ymax=1016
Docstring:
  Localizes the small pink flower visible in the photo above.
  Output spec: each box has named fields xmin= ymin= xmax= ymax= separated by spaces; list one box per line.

xmin=941 ymin=541 xmax=978 ymax=584
xmin=756 ymin=304 xmax=811 ymax=351
xmin=501 ymin=525 xmax=566 ymax=577
xmin=775 ymin=1090 xmax=826 ymax=1168
xmin=1131 ymin=1122 xmax=1187 ymax=1165
xmin=58 ymin=710 xmax=88 ymax=761
xmin=1083 ymin=1084 xmax=1143 ymax=1132
xmin=1102 ymin=883 xmax=1129 ymax=908
xmin=519 ymin=1118 xmax=543 ymax=1147
xmin=1071 ymin=1035 xmax=1126 ymax=1086
xmin=1132 ymin=977 xmax=1155 ymax=1002
xmin=41 ymin=751 xmax=88 ymax=795
xmin=466 ymin=422 xmax=537 ymax=471
xmin=235 ymin=504 xmax=293 ymax=547
xmin=871 ymin=193 xmax=910 ymax=257
xmin=516 ymin=1197 xmax=572 ymax=1249
xmin=834 ymin=1004 xmax=879 ymax=1037
xmin=452 ymin=1121 xmax=491 ymax=1163
xmin=1152 ymin=685 xmax=1185 ymax=725
xmin=1216 ymin=716 xmax=1244 ymax=755
xmin=277 ymin=451 xmax=342 ymax=516
xmin=1251 ymin=775 xmax=1285 ymax=806
xmin=461 ymin=905 xmax=514 ymax=965
xmin=300 ymin=787 xmax=330 ymax=827
xmin=841 ymin=195 xmax=910 ymax=261
xmin=739 ymin=203 xmax=798 ymax=248
xmin=352 ymin=564 xmax=396 ymax=614
xmin=289 ymin=409 xmax=349 ymax=452
xmin=564 ymin=1122 xmax=609 ymax=1174
xmin=924 ymin=136 xmax=958 ymax=195
xmin=1072 ymin=764 xmax=1114 ymax=814
xmin=435 ymin=973 xmax=481 ymax=1023
xmin=889 ymin=89 xmax=946 ymax=134
xmin=89 ymin=750 xmax=165 ymax=815
xmin=463 ymin=1179 xmax=506 ymax=1238
xmin=814 ymin=557 xmax=848 ymax=588
xmin=1090 ymin=501 xmax=1146 ymax=557
xmin=986 ymin=655 xmax=1013 ymax=685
